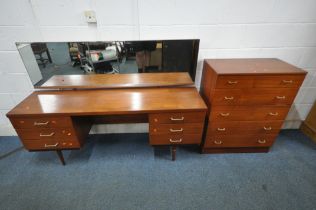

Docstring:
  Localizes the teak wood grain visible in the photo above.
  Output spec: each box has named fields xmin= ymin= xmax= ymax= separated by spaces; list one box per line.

xmin=149 ymin=123 xmax=204 ymax=135
xmin=207 ymin=120 xmax=283 ymax=135
xmin=37 ymin=73 xmax=194 ymax=89
xmin=7 ymin=87 xmax=207 ymax=117
xmin=200 ymin=58 xmax=307 ymax=154
xmin=205 ymin=58 xmax=307 ymax=75
xmin=15 ymin=128 xmax=76 ymax=141
xmin=215 ymin=74 xmax=305 ymax=89
xmin=22 ymin=139 xmax=80 ymax=150
xmin=7 ymin=73 xmax=207 ymax=163
xmin=204 ymin=134 xmax=278 ymax=148
xmin=211 ymin=88 xmax=298 ymax=106
xmin=149 ymin=112 xmax=206 ymax=124
xmin=150 ymin=134 xmax=202 ymax=145
xmin=300 ymin=101 xmax=316 ymax=143
xmin=10 ymin=117 xmax=73 ymax=128
xmin=209 ymin=106 xmax=290 ymax=122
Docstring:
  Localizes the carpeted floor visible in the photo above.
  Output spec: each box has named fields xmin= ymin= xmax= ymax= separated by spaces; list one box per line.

xmin=0 ymin=130 xmax=315 ymax=210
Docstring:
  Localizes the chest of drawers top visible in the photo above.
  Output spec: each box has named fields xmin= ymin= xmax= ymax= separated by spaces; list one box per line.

xmin=205 ymin=58 xmax=306 ymax=75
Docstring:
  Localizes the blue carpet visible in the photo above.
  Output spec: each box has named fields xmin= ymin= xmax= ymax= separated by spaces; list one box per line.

xmin=0 ymin=130 xmax=315 ymax=210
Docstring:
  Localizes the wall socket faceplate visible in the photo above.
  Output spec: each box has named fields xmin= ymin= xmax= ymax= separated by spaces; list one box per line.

xmin=84 ymin=10 xmax=97 ymax=23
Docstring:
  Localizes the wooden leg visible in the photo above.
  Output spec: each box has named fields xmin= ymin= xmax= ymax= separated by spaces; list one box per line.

xmin=56 ymin=150 xmax=66 ymax=165
xmin=171 ymin=145 xmax=176 ymax=161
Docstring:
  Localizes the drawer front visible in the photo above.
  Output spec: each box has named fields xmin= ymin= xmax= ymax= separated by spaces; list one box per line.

xmin=207 ymin=121 xmax=283 ymax=136
xmin=216 ymin=75 xmax=253 ymax=89
xmin=11 ymin=117 xmax=73 ymax=129
xmin=149 ymin=112 xmax=205 ymax=124
xmin=149 ymin=123 xmax=204 ymax=135
xmin=212 ymin=88 xmax=298 ymax=106
xmin=211 ymin=90 xmax=241 ymax=105
xmin=242 ymin=88 xmax=298 ymax=106
xmin=210 ymin=106 xmax=290 ymax=121
xmin=22 ymin=139 xmax=80 ymax=150
xmin=150 ymin=134 xmax=202 ymax=145
xmin=204 ymin=134 xmax=277 ymax=148
xmin=254 ymin=75 xmax=305 ymax=88
xmin=16 ymin=128 xmax=76 ymax=141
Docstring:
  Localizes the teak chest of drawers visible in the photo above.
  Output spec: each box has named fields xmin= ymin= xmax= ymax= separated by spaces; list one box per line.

xmin=200 ymin=58 xmax=306 ymax=153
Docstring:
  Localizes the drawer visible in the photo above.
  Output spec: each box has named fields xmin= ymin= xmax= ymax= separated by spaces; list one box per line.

xmin=210 ymin=106 xmax=290 ymax=121
xmin=211 ymin=89 xmax=241 ymax=105
xmin=149 ymin=123 xmax=204 ymax=135
xmin=242 ymin=88 xmax=298 ymax=106
xmin=206 ymin=121 xmax=283 ymax=136
xmin=212 ymin=88 xmax=298 ymax=106
xmin=10 ymin=117 xmax=73 ymax=129
xmin=204 ymin=134 xmax=277 ymax=148
xmin=16 ymin=128 xmax=77 ymax=141
xmin=254 ymin=75 xmax=305 ymax=88
xmin=22 ymin=139 xmax=80 ymax=150
xmin=149 ymin=112 xmax=205 ymax=124
xmin=216 ymin=75 xmax=253 ymax=89
xmin=150 ymin=134 xmax=202 ymax=145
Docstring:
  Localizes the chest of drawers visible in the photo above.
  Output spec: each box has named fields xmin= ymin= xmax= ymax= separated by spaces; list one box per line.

xmin=200 ymin=58 xmax=306 ymax=153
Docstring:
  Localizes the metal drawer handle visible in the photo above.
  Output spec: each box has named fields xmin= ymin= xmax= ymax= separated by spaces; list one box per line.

xmin=169 ymin=138 xmax=182 ymax=143
xmin=170 ymin=128 xmax=183 ymax=132
xmin=228 ymin=81 xmax=238 ymax=84
xmin=44 ymin=143 xmax=59 ymax=148
xmin=282 ymin=80 xmax=293 ymax=83
xmin=214 ymin=140 xmax=223 ymax=145
xmin=263 ymin=126 xmax=272 ymax=131
xmin=40 ymin=132 xmax=55 ymax=137
xmin=258 ymin=139 xmax=266 ymax=144
xmin=34 ymin=121 xmax=49 ymax=126
xmin=170 ymin=117 xmax=184 ymax=121
xmin=269 ymin=112 xmax=279 ymax=116
xmin=220 ymin=112 xmax=230 ymax=117
xmin=276 ymin=96 xmax=286 ymax=99
xmin=224 ymin=96 xmax=234 ymax=100
xmin=217 ymin=128 xmax=226 ymax=131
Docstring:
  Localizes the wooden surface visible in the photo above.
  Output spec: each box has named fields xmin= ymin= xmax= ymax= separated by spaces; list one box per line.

xmin=205 ymin=58 xmax=306 ymax=75
xmin=37 ymin=73 xmax=194 ymax=89
xmin=149 ymin=112 xmax=205 ymax=146
xmin=200 ymin=58 xmax=306 ymax=153
xmin=150 ymin=134 xmax=201 ymax=145
xmin=204 ymin=134 xmax=277 ymax=148
xmin=210 ymin=106 xmax=290 ymax=121
xmin=300 ymin=101 xmax=316 ymax=143
xmin=8 ymin=74 xmax=206 ymax=163
xmin=7 ymin=87 xmax=207 ymax=117
xmin=207 ymin=121 xmax=283 ymax=135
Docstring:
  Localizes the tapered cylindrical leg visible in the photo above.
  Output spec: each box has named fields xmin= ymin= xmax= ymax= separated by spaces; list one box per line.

xmin=171 ymin=145 xmax=176 ymax=161
xmin=56 ymin=150 xmax=66 ymax=165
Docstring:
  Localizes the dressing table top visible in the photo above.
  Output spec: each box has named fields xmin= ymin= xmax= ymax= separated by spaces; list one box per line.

xmin=7 ymin=87 xmax=207 ymax=117
xmin=37 ymin=72 xmax=194 ymax=89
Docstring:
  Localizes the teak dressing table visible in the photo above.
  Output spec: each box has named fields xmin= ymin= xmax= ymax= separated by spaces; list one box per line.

xmin=7 ymin=73 xmax=207 ymax=164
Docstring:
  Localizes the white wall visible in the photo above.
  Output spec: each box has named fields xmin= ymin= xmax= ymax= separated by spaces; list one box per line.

xmin=1 ymin=0 xmax=316 ymax=135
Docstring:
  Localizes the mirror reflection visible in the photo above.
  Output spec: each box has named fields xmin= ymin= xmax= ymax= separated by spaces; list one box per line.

xmin=16 ymin=40 xmax=199 ymax=87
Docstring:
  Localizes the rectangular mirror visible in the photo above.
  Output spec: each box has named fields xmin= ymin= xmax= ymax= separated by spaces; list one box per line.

xmin=16 ymin=40 xmax=199 ymax=88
